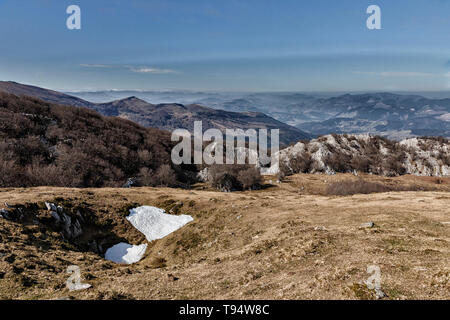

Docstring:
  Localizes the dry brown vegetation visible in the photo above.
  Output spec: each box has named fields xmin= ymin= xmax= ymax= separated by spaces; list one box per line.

xmin=208 ymin=164 xmax=263 ymax=191
xmin=0 ymin=93 xmax=189 ymax=188
xmin=324 ymin=177 xmax=444 ymax=196
xmin=0 ymin=173 xmax=448 ymax=300
xmin=326 ymin=179 xmax=390 ymax=195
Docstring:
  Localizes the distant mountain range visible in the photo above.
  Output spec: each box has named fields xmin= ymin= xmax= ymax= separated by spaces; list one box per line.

xmin=2 ymin=81 xmax=449 ymax=141
xmin=67 ymin=89 xmax=450 ymax=140
xmin=298 ymin=93 xmax=450 ymax=139
xmin=0 ymin=81 xmax=310 ymax=145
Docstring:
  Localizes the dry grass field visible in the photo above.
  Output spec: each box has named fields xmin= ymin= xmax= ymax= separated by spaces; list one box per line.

xmin=0 ymin=174 xmax=449 ymax=300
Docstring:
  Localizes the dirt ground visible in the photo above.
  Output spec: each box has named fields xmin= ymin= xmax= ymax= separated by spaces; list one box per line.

xmin=0 ymin=174 xmax=449 ymax=300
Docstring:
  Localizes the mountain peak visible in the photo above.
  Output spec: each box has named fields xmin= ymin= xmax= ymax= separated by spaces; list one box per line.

xmin=107 ymin=96 xmax=152 ymax=107
xmin=118 ymin=96 xmax=147 ymax=103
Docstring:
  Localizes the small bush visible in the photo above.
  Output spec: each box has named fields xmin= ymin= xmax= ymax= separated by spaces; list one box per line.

xmin=350 ymin=155 xmax=370 ymax=173
xmin=208 ymin=164 xmax=262 ymax=191
xmin=137 ymin=167 xmax=154 ymax=186
xmin=213 ymin=173 xmax=240 ymax=192
xmin=325 ymin=151 xmax=352 ymax=173
xmin=277 ymin=160 xmax=292 ymax=179
xmin=276 ymin=167 xmax=286 ymax=182
xmin=289 ymin=152 xmax=313 ymax=173
xmin=437 ymin=150 xmax=450 ymax=166
xmin=237 ymin=167 xmax=263 ymax=190
xmin=154 ymin=164 xmax=177 ymax=187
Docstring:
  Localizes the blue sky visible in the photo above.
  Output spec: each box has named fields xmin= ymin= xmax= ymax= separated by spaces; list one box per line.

xmin=1 ymin=0 xmax=450 ymax=92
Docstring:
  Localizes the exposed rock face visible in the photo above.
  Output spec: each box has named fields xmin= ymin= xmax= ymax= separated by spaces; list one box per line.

xmin=44 ymin=202 xmax=83 ymax=239
xmin=399 ymin=138 xmax=450 ymax=176
xmin=122 ymin=178 xmax=137 ymax=188
xmin=197 ymin=168 xmax=209 ymax=183
xmin=262 ymin=134 xmax=450 ymax=177
xmin=0 ymin=207 xmax=24 ymax=221
xmin=2 ymin=201 xmax=84 ymax=240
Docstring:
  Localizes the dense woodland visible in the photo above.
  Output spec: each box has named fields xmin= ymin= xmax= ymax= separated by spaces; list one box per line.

xmin=0 ymin=93 xmax=184 ymax=187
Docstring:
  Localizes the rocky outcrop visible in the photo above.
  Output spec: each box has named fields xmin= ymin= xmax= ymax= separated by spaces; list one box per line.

xmin=122 ymin=178 xmax=137 ymax=188
xmin=0 ymin=202 xmax=83 ymax=240
xmin=44 ymin=202 xmax=83 ymax=239
xmin=262 ymin=134 xmax=450 ymax=177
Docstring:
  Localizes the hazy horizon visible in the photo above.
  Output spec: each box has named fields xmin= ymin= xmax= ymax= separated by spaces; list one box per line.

xmin=63 ymin=87 xmax=450 ymax=102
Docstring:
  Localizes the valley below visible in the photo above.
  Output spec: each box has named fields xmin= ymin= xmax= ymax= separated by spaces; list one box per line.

xmin=1 ymin=174 xmax=449 ymax=300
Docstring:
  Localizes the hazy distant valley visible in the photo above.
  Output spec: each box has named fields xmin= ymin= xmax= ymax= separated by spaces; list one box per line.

xmin=68 ymin=90 xmax=450 ymax=140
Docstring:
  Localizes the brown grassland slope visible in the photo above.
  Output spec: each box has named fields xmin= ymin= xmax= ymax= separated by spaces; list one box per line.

xmin=0 ymin=174 xmax=449 ymax=300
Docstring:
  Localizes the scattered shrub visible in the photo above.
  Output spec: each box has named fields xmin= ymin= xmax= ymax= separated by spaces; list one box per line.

xmin=208 ymin=164 xmax=263 ymax=191
xmin=276 ymin=164 xmax=287 ymax=182
xmin=154 ymin=164 xmax=177 ymax=187
xmin=137 ymin=167 xmax=154 ymax=186
xmin=325 ymin=151 xmax=352 ymax=173
xmin=212 ymin=173 xmax=240 ymax=192
xmin=289 ymin=151 xmax=313 ymax=173
xmin=237 ymin=167 xmax=263 ymax=190
xmin=350 ymin=155 xmax=370 ymax=173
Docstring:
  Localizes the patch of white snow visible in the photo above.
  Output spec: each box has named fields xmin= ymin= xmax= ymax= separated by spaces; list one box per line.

xmin=105 ymin=242 xmax=147 ymax=264
xmin=127 ymin=206 xmax=193 ymax=241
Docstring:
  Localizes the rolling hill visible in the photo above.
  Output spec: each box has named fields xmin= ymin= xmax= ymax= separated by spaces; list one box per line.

xmin=0 ymin=81 xmax=310 ymax=145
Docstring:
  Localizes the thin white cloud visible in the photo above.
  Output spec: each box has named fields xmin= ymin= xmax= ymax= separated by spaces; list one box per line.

xmin=80 ymin=64 xmax=178 ymax=74
xmin=352 ymin=71 xmax=435 ymax=77
xmin=80 ymin=64 xmax=113 ymax=68
xmin=129 ymin=67 xmax=177 ymax=74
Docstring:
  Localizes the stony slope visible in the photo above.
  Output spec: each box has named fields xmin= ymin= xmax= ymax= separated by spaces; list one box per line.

xmin=263 ymin=134 xmax=450 ymax=177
